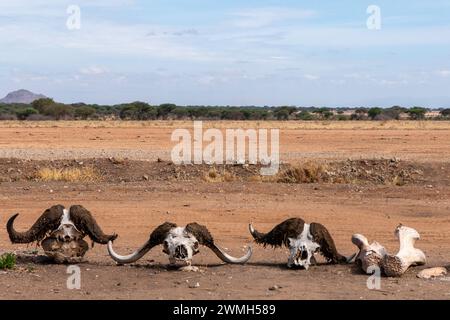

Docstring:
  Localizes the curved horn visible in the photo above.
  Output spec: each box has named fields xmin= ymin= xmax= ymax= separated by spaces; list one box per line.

xmin=249 ymin=218 xmax=306 ymax=248
xmin=352 ymin=234 xmax=369 ymax=249
xmin=69 ymin=205 xmax=117 ymax=244
xmin=6 ymin=205 xmax=65 ymax=243
xmin=186 ymin=222 xmax=252 ymax=264
xmin=209 ymin=243 xmax=252 ymax=264
xmin=108 ymin=222 xmax=176 ymax=264
xmin=310 ymin=222 xmax=352 ymax=264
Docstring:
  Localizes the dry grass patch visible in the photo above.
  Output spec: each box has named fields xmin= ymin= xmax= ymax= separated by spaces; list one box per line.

xmin=36 ymin=167 xmax=100 ymax=182
xmin=275 ymin=162 xmax=327 ymax=183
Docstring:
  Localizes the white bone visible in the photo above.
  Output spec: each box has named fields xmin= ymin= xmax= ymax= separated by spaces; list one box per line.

xmin=351 ymin=225 xmax=426 ymax=277
xmin=287 ymin=223 xmax=320 ymax=269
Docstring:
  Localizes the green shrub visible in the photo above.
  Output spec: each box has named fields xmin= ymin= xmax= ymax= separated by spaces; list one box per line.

xmin=0 ymin=253 xmax=16 ymax=269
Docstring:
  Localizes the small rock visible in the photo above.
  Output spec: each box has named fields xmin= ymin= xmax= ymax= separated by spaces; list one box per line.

xmin=417 ymin=267 xmax=447 ymax=279
xmin=269 ymin=285 xmax=281 ymax=291
xmin=189 ymin=282 xmax=200 ymax=289
xmin=179 ymin=265 xmax=200 ymax=272
xmin=143 ymin=175 xmax=149 ymax=181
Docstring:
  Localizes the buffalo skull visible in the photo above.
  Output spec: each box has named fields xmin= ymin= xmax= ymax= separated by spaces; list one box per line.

xmin=249 ymin=218 xmax=355 ymax=269
xmin=7 ymin=205 xmax=117 ymax=263
xmin=352 ymin=224 xmax=426 ymax=277
xmin=107 ymin=222 xmax=252 ymax=268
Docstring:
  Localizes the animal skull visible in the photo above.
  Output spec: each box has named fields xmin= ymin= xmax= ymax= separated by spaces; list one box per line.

xmin=287 ymin=224 xmax=320 ymax=269
xmin=163 ymin=227 xmax=200 ymax=265
xmin=249 ymin=218 xmax=355 ymax=270
xmin=6 ymin=205 xmax=117 ymax=263
xmin=108 ymin=222 xmax=252 ymax=267
xmin=352 ymin=224 xmax=426 ymax=277
xmin=51 ymin=209 xmax=83 ymax=242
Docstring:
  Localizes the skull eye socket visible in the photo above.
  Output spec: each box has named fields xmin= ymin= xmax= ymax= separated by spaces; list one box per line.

xmin=162 ymin=240 xmax=169 ymax=254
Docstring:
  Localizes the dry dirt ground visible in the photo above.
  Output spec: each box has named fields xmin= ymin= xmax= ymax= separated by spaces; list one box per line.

xmin=1 ymin=121 xmax=450 ymax=300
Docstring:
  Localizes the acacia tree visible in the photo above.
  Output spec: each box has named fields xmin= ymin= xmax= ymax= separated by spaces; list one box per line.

xmin=368 ymin=107 xmax=383 ymax=120
xmin=407 ymin=107 xmax=427 ymax=120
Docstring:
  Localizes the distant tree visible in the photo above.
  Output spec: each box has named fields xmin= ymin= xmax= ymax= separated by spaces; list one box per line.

xmin=382 ymin=106 xmax=407 ymax=120
xmin=16 ymin=107 xmax=38 ymax=120
xmin=74 ymin=106 xmax=96 ymax=120
xmin=313 ymin=107 xmax=333 ymax=120
xmin=368 ymin=107 xmax=383 ymax=120
xmin=31 ymin=98 xmax=55 ymax=113
xmin=296 ymin=110 xmax=314 ymax=120
xmin=274 ymin=108 xmax=290 ymax=120
xmin=157 ymin=104 xmax=177 ymax=119
xmin=407 ymin=107 xmax=427 ymax=120
xmin=119 ymin=102 xmax=156 ymax=120
xmin=172 ymin=107 xmax=189 ymax=120
xmin=42 ymin=103 xmax=73 ymax=120
xmin=221 ymin=109 xmax=245 ymax=120
xmin=440 ymin=108 xmax=450 ymax=118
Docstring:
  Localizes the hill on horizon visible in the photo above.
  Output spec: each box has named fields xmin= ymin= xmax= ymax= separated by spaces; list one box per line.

xmin=0 ymin=89 xmax=47 ymax=104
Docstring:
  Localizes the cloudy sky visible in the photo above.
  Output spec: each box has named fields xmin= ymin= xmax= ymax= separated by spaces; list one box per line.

xmin=1 ymin=0 xmax=450 ymax=107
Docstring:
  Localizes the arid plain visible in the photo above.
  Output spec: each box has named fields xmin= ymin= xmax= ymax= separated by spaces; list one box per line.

xmin=1 ymin=120 xmax=450 ymax=299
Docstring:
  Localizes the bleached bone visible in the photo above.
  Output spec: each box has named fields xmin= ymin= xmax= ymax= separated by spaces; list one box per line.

xmin=250 ymin=218 xmax=355 ymax=270
xmin=108 ymin=222 xmax=252 ymax=267
xmin=352 ymin=234 xmax=387 ymax=273
xmin=6 ymin=205 xmax=116 ymax=263
xmin=352 ymin=225 xmax=426 ymax=277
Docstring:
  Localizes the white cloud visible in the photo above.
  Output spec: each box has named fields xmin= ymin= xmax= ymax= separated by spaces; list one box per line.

xmin=0 ymin=0 xmax=135 ymax=17
xmin=231 ymin=7 xmax=315 ymax=28
xmin=437 ymin=70 xmax=450 ymax=77
xmin=304 ymin=74 xmax=320 ymax=80
xmin=80 ymin=66 xmax=109 ymax=75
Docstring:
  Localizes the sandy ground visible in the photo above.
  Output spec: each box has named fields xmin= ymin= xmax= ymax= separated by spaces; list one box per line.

xmin=1 ymin=120 xmax=450 ymax=162
xmin=1 ymin=121 xmax=450 ymax=300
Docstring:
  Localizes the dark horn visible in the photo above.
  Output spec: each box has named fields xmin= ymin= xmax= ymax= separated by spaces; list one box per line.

xmin=69 ymin=205 xmax=118 ymax=244
xmin=249 ymin=218 xmax=306 ymax=248
xmin=6 ymin=205 xmax=65 ymax=244
xmin=310 ymin=222 xmax=348 ymax=264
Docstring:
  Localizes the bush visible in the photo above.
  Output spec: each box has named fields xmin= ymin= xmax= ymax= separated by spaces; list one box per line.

xmin=276 ymin=162 xmax=326 ymax=183
xmin=74 ymin=106 xmax=96 ymax=120
xmin=0 ymin=113 xmax=17 ymax=120
xmin=26 ymin=114 xmax=53 ymax=121
xmin=157 ymin=104 xmax=177 ymax=119
xmin=31 ymin=98 xmax=55 ymax=112
xmin=440 ymin=109 xmax=450 ymax=118
xmin=368 ymin=107 xmax=383 ymax=120
xmin=16 ymin=107 xmax=38 ymax=120
xmin=407 ymin=107 xmax=427 ymax=120
xmin=0 ymin=253 xmax=16 ymax=269
xmin=296 ymin=111 xmax=315 ymax=120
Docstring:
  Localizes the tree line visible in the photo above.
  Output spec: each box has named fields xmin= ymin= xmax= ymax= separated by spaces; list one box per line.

xmin=0 ymin=98 xmax=449 ymax=121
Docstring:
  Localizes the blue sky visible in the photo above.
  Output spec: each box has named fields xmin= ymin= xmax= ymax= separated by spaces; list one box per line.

xmin=1 ymin=0 xmax=450 ymax=107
